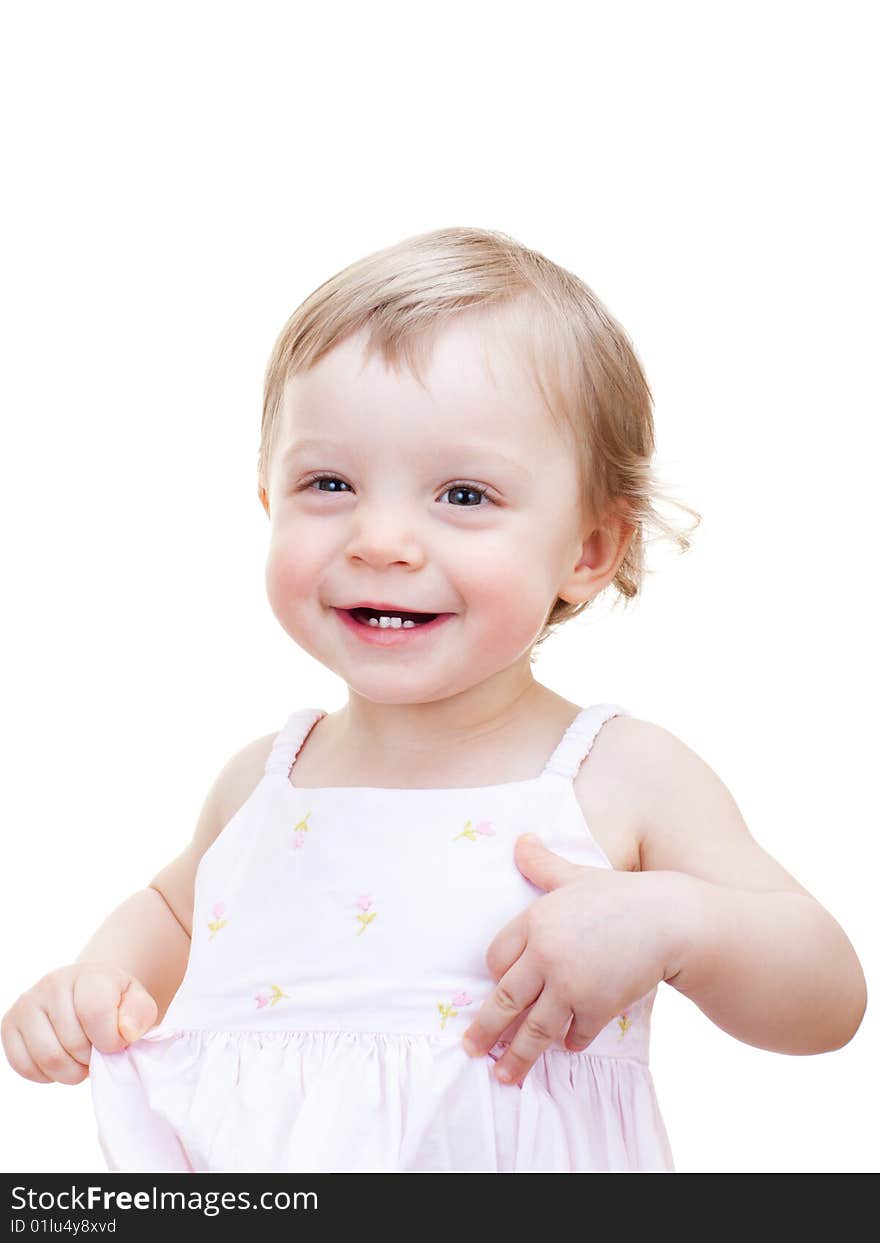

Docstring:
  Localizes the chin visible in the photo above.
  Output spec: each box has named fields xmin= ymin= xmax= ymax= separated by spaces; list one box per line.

xmin=346 ymin=678 xmax=454 ymax=706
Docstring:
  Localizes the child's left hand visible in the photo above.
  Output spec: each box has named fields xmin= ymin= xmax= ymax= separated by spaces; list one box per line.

xmin=460 ymin=832 xmax=692 ymax=1085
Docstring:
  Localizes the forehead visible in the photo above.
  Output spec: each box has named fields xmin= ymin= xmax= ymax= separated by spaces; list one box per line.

xmin=278 ymin=309 xmax=565 ymax=458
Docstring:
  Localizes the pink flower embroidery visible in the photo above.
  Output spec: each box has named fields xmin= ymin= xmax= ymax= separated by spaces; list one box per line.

xmin=255 ymin=985 xmax=290 ymax=1009
xmin=438 ymin=991 xmax=473 ymax=1029
xmin=452 ymin=819 xmax=496 ymax=842
xmin=207 ymin=901 xmax=227 ymax=939
xmin=356 ymin=895 xmax=377 ymax=934
xmin=617 ymin=1012 xmax=631 ymax=1039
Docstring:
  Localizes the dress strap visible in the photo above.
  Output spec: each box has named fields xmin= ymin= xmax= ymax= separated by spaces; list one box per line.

xmin=264 ymin=708 xmax=328 ymax=778
xmin=540 ymin=703 xmax=630 ymax=782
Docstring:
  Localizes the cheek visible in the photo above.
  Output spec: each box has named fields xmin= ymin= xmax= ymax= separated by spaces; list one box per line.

xmin=454 ymin=542 xmax=557 ymax=643
xmin=264 ymin=525 xmax=324 ymax=613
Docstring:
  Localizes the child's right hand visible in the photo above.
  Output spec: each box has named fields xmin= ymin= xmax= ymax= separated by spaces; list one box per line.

xmin=1 ymin=963 xmax=158 ymax=1085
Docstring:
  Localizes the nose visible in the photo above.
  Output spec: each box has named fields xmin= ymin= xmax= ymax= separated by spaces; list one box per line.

xmin=343 ymin=504 xmax=427 ymax=570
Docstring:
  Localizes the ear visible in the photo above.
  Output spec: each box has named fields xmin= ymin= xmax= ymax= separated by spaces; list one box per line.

xmin=557 ymin=501 xmax=635 ymax=606
xmin=259 ymin=485 xmax=270 ymax=517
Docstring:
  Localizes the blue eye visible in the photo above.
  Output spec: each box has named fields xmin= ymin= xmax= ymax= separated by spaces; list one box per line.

xmin=300 ymin=475 xmax=494 ymax=507
xmin=304 ymin=475 xmax=352 ymax=494
xmin=439 ymin=484 xmax=491 ymax=507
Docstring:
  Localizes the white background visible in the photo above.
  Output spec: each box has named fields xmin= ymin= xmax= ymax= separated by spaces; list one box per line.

xmin=1 ymin=1 xmax=877 ymax=1174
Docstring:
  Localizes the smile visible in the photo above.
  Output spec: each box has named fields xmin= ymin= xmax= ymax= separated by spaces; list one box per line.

xmin=333 ymin=607 xmax=455 ymax=646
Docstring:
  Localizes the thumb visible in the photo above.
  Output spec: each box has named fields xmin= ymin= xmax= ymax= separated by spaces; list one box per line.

xmin=514 ymin=832 xmax=583 ymax=891
xmin=117 ymin=977 xmax=159 ymax=1043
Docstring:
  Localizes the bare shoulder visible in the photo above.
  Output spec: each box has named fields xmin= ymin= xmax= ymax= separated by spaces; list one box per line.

xmin=606 ymin=715 xmax=815 ymax=897
xmin=148 ymin=730 xmax=278 ymax=936
xmin=571 ymin=713 xmax=646 ymax=873
xmin=215 ymin=731 xmax=279 ymax=826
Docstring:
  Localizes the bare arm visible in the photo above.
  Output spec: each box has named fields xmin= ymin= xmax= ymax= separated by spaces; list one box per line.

xmin=2 ymin=731 xmax=278 ymax=1084
xmin=664 ymin=874 xmax=866 ymax=1053
xmin=76 ymin=887 xmax=191 ymax=1027
xmin=74 ymin=733 xmax=276 ymax=1026
xmin=627 ymin=718 xmax=868 ymax=1054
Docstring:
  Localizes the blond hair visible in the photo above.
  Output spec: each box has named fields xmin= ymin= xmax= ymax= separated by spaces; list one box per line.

xmin=259 ymin=226 xmax=700 ymax=657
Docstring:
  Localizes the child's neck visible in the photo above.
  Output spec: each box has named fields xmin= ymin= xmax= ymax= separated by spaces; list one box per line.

xmin=291 ymin=681 xmax=582 ymax=790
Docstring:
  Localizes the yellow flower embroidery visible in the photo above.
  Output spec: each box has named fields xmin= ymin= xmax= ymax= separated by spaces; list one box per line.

xmin=291 ymin=810 xmax=312 ymax=850
xmin=452 ymin=818 xmax=496 ymax=842
xmin=438 ymin=991 xmax=473 ymax=1029
xmin=437 ymin=1001 xmax=458 ymax=1029
xmin=255 ymin=985 xmax=290 ymax=1009
xmin=207 ymin=901 xmax=227 ymax=939
xmin=617 ymin=1012 xmax=631 ymax=1039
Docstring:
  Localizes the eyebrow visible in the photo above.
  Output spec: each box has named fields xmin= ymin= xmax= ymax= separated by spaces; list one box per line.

xmin=280 ymin=438 xmax=532 ymax=477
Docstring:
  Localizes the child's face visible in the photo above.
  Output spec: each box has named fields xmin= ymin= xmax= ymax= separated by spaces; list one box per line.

xmin=262 ymin=311 xmax=598 ymax=705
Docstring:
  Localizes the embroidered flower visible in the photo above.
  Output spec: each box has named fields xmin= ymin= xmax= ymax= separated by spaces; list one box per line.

xmin=289 ymin=810 xmax=312 ymax=850
xmin=617 ymin=1012 xmax=631 ymax=1039
xmin=255 ymin=985 xmax=290 ymax=1009
xmin=438 ymin=991 xmax=473 ymax=1029
xmin=356 ymin=894 xmax=377 ymax=934
xmin=452 ymin=818 xmax=496 ymax=842
xmin=207 ymin=901 xmax=227 ymax=939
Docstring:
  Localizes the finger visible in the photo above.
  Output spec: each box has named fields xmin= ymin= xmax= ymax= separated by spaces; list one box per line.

xmin=20 ymin=1009 xmax=89 ymax=1084
xmin=483 ymin=912 xmax=528 ymax=984
xmin=513 ymin=833 xmax=585 ymax=892
xmin=565 ymin=1008 xmax=604 ymax=1052
xmin=492 ymin=991 xmax=572 ymax=1085
xmin=462 ymin=955 xmax=544 ymax=1058
xmin=41 ymin=978 xmax=93 ymax=1068
xmin=73 ymin=969 xmax=155 ymax=1052
xmin=2 ymin=1021 xmax=52 ymax=1083
xmin=117 ymin=977 xmax=158 ymax=1043
xmin=71 ymin=969 xmax=127 ymax=1053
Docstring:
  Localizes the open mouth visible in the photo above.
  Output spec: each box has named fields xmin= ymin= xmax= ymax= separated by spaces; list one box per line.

xmin=347 ymin=607 xmax=440 ymax=629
